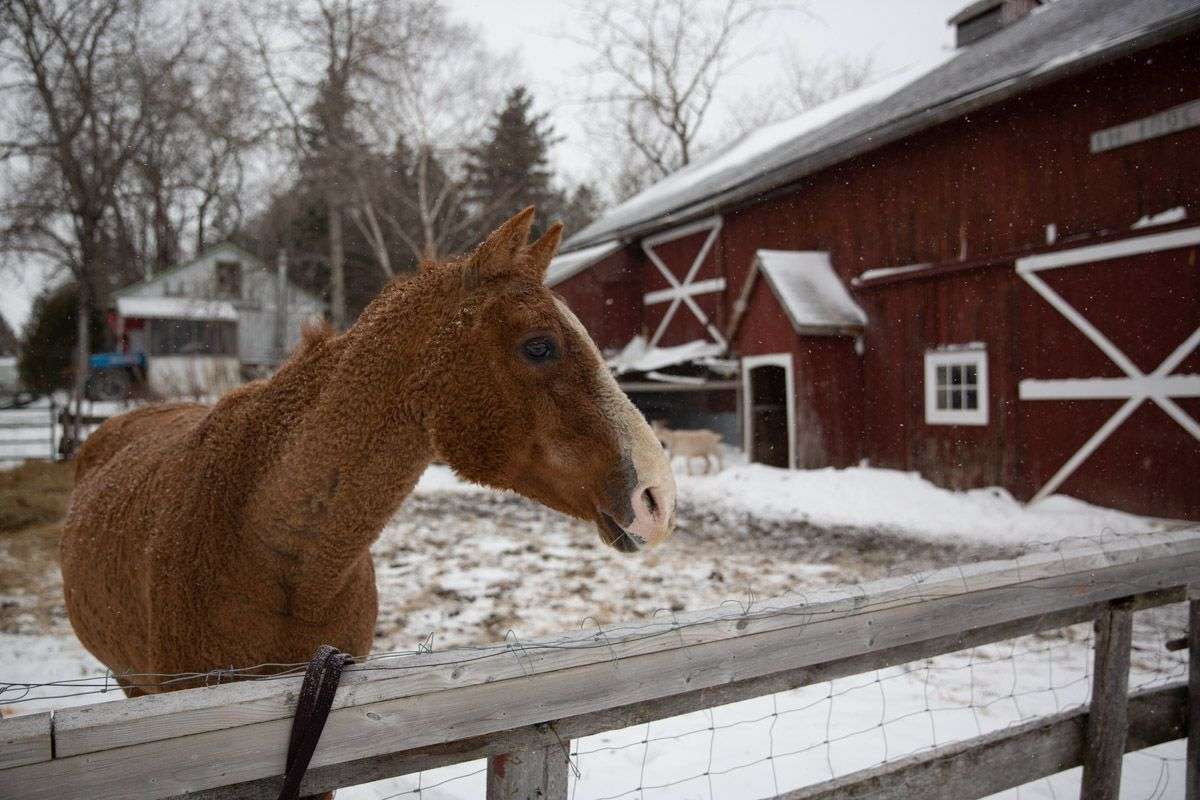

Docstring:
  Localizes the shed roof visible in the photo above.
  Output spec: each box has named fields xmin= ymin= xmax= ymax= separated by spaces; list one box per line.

xmin=754 ymin=251 xmax=866 ymax=335
xmin=566 ymin=0 xmax=1200 ymax=249
xmin=116 ymin=296 xmax=238 ymax=322
xmin=545 ymin=240 xmax=621 ymax=287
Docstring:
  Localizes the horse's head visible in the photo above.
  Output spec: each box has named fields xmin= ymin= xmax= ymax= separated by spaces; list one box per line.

xmin=423 ymin=208 xmax=676 ymax=552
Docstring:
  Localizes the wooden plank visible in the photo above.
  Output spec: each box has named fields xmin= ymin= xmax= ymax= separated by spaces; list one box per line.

xmin=7 ymin=534 xmax=1199 ymax=800
xmin=1188 ymin=587 xmax=1200 ymax=800
xmin=486 ymin=741 xmax=570 ymax=800
xmin=0 ymin=713 xmax=52 ymax=771
xmin=776 ymin=682 xmax=1187 ymax=800
xmin=1081 ymin=598 xmax=1135 ymax=800
xmin=51 ymin=529 xmax=1200 ymax=760
xmin=181 ymin=601 xmax=1117 ymax=800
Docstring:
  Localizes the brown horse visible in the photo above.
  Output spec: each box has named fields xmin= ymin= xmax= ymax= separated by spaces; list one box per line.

xmin=60 ymin=208 xmax=676 ymax=695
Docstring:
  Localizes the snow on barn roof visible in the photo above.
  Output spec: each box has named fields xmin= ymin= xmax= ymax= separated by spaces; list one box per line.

xmin=545 ymin=240 xmax=621 ymax=287
xmin=754 ymin=251 xmax=866 ymax=334
xmin=115 ymin=296 xmax=238 ymax=322
xmin=566 ymin=0 xmax=1200 ymax=250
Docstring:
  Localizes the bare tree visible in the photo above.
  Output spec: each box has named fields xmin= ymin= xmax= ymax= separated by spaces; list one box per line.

xmin=350 ymin=8 xmax=514 ymax=271
xmin=0 ymin=0 xmax=209 ymax=433
xmin=724 ymin=52 xmax=875 ymax=137
xmin=572 ymin=0 xmax=791 ymax=185
xmin=245 ymin=0 xmax=436 ymax=326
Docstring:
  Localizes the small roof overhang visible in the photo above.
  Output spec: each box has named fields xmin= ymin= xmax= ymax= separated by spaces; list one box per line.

xmin=727 ymin=251 xmax=866 ymax=343
xmin=545 ymin=240 xmax=622 ymax=287
xmin=115 ymin=296 xmax=238 ymax=322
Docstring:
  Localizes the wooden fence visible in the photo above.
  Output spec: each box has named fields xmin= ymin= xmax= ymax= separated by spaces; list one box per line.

xmin=0 ymin=401 xmax=111 ymax=462
xmin=0 ymin=401 xmax=57 ymax=461
xmin=2 ymin=528 xmax=1199 ymax=799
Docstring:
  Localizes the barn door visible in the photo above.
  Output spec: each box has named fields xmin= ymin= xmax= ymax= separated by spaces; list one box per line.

xmin=641 ymin=217 xmax=726 ymax=349
xmin=1015 ymin=225 xmax=1200 ymax=518
xmin=742 ymin=354 xmax=796 ymax=469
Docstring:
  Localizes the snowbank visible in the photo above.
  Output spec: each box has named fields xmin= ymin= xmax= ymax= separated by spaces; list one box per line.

xmin=413 ymin=463 xmax=1162 ymax=548
xmin=678 ymin=464 xmax=1161 ymax=546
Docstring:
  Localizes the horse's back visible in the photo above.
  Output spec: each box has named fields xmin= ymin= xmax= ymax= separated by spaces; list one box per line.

xmin=62 ymin=402 xmax=211 ymax=675
xmin=74 ymin=403 xmax=208 ymax=483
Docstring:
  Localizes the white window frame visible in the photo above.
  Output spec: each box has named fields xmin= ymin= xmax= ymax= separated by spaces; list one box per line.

xmin=924 ymin=347 xmax=989 ymax=426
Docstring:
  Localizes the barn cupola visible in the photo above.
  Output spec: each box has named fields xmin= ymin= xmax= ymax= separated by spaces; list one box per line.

xmin=948 ymin=0 xmax=1042 ymax=48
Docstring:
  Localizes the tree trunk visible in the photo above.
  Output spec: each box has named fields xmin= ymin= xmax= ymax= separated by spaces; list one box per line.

xmin=70 ymin=280 xmax=91 ymax=457
xmin=327 ymin=200 xmax=346 ymax=329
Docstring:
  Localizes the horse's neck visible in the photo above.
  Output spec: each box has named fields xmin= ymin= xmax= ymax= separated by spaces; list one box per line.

xmin=240 ymin=277 xmax=441 ymax=600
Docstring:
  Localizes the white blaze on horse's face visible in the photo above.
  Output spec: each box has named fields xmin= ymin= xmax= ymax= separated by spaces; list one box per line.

xmin=553 ymin=299 xmax=678 ymax=551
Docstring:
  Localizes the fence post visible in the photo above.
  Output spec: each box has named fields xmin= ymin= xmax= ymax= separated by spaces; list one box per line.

xmin=1082 ymin=597 xmax=1134 ymax=800
xmin=1188 ymin=586 xmax=1200 ymax=800
xmin=486 ymin=740 xmax=570 ymax=800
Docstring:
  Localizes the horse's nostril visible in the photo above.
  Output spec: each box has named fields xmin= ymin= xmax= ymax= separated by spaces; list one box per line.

xmin=642 ymin=486 xmax=659 ymax=518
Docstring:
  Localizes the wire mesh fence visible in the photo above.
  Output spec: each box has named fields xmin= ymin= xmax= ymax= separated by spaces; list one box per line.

xmin=1 ymin=529 xmax=1194 ymax=799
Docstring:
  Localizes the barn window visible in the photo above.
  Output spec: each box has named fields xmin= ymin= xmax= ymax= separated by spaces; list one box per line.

xmin=924 ymin=348 xmax=988 ymax=426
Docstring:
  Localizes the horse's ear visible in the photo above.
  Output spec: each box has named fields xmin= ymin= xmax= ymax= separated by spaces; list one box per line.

xmin=467 ymin=207 xmax=536 ymax=278
xmin=525 ymin=222 xmax=563 ymax=282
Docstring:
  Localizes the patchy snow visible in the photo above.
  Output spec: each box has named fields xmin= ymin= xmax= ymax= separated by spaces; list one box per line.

xmin=755 ymin=251 xmax=866 ymax=331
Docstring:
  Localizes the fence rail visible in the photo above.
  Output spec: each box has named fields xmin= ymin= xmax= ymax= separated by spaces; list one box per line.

xmin=2 ymin=528 xmax=1199 ymax=799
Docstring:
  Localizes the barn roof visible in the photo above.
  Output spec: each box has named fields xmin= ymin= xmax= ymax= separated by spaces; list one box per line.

xmin=753 ymin=251 xmax=866 ymax=335
xmin=546 ymin=240 xmax=621 ymax=287
xmin=566 ymin=0 xmax=1200 ymax=250
xmin=115 ymin=296 xmax=239 ymax=322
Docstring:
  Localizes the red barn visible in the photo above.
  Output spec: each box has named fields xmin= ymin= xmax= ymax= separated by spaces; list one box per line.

xmin=548 ymin=0 xmax=1200 ymax=520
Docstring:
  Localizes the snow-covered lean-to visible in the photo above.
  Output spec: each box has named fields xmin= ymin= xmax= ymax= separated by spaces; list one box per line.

xmin=57 ymin=208 xmax=676 ymax=696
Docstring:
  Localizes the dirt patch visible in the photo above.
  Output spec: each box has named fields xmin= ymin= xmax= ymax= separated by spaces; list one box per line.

xmin=0 ymin=461 xmax=74 ymax=635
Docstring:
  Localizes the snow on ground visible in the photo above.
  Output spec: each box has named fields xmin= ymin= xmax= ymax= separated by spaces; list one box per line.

xmin=0 ymin=459 xmax=1187 ymax=798
xmin=420 ymin=461 xmax=1163 ymax=547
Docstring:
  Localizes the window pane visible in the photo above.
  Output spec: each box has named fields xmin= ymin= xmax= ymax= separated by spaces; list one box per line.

xmin=965 ymin=364 xmax=978 ymax=386
xmin=965 ymin=389 xmax=978 ymax=409
xmin=936 ymin=365 xmax=947 ymax=387
xmin=950 ymin=365 xmax=962 ymax=386
xmin=951 ymin=390 xmax=963 ymax=410
xmin=937 ymin=388 xmax=949 ymax=410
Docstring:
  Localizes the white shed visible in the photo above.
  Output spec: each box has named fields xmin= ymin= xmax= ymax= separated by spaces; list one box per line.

xmin=113 ymin=243 xmax=325 ymax=396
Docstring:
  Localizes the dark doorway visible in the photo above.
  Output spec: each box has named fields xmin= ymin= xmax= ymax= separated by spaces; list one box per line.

xmin=748 ymin=364 xmax=790 ymax=468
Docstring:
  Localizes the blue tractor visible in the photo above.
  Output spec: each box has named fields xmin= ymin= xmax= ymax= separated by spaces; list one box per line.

xmin=84 ymin=351 xmax=148 ymax=401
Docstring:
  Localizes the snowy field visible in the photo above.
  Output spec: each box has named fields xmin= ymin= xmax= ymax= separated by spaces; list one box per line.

xmin=0 ymin=456 xmax=1190 ymax=799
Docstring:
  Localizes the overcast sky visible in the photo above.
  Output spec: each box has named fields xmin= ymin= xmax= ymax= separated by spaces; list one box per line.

xmin=444 ymin=0 xmax=967 ymax=182
xmin=0 ymin=0 xmax=968 ymax=333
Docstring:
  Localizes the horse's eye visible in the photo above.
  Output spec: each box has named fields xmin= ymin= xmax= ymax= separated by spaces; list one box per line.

xmin=521 ymin=336 xmax=557 ymax=363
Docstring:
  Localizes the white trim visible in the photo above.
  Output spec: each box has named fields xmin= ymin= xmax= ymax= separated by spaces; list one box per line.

xmin=1016 ymin=225 xmax=1200 ymax=273
xmin=924 ymin=348 xmax=989 ymax=426
xmin=1020 ymin=375 xmax=1200 ymax=400
xmin=741 ymin=353 xmax=796 ymax=470
xmin=641 ymin=217 xmax=726 ymax=349
xmin=644 ymin=277 xmax=726 ymax=305
xmin=642 ymin=216 xmax=723 ymax=249
xmin=1017 ymin=244 xmax=1200 ymax=501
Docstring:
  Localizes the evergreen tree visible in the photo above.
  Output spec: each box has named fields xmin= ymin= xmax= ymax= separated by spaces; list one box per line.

xmin=464 ymin=86 xmax=561 ymax=236
xmin=18 ymin=283 xmax=106 ymax=396
xmin=556 ymin=183 xmax=602 ymax=236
